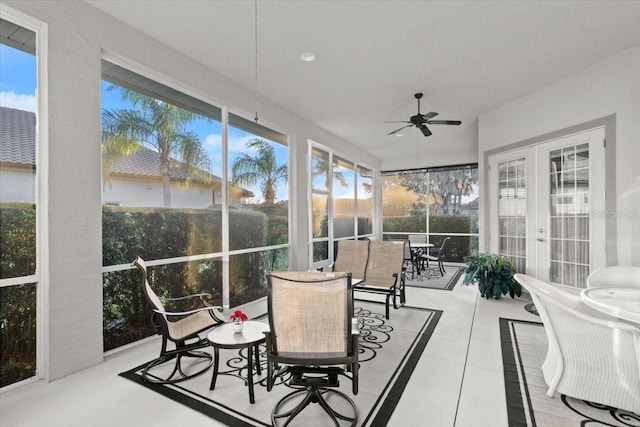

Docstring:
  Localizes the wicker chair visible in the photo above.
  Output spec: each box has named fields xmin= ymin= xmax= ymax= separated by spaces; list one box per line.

xmin=587 ymin=266 xmax=640 ymax=288
xmin=355 ymin=240 xmax=406 ymax=319
xmin=265 ymin=271 xmax=359 ymax=426
xmin=514 ymin=273 xmax=640 ymax=413
xmin=132 ymin=257 xmax=225 ymax=384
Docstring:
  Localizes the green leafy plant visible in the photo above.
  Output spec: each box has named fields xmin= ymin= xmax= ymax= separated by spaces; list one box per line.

xmin=463 ymin=253 xmax=521 ymax=299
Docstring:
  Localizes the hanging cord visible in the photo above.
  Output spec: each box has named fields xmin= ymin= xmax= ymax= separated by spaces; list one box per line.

xmin=254 ymin=0 xmax=259 ymax=123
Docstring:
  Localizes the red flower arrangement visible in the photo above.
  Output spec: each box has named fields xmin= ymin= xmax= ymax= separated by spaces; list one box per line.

xmin=229 ymin=310 xmax=249 ymax=323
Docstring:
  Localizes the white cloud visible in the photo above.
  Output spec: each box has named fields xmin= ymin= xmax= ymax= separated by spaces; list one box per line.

xmin=229 ymin=134 xmax=258 ymax=154
xmin=0 ymin=91 xmax=36 ymax=112
xmin=203 ymin=133 xmax=222 ymax=151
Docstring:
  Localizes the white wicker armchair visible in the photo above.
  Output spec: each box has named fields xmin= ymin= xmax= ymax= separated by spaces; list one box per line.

xmin=514 ymin=273 xmax=640 ymax=414
xmin=587 ymin=266 xmax=640 ymax=288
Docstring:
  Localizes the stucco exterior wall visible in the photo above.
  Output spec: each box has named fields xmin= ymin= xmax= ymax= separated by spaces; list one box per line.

xmin=0 ymin=169 xmax=35 ymax=202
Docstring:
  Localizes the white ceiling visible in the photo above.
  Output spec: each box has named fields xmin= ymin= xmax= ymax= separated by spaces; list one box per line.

xmin=86 ymin=0 xmax=640 ymax=167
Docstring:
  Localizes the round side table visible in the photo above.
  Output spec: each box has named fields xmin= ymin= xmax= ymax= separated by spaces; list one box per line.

xmin=207 ymin=320 xmax=269 ymax=404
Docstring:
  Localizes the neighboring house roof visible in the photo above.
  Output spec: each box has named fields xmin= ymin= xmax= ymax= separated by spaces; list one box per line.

xmin=0 ymin=106 xmax=254 ymax=198
xmin=0 ymin=106 xmax=35 ymax=167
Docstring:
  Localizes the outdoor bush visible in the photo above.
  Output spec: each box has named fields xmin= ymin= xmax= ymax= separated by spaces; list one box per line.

xmin=383 ymin=214 xmax=478 ymax=262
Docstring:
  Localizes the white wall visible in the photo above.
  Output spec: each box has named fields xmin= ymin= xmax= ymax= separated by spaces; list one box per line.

xmin=3 ymin=0 xmax=380 ymax=381
xmin=0 ymin=169 xmax=35 ymax=202
xmin=102 ymin=178 xmax=216 ymax=209
xmin=478 ymin=47 xmax=640 ymax=266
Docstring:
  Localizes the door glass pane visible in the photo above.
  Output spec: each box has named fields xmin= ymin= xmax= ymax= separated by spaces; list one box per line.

xmin=548 ymin=143 xmax=590 ymax=287
xmin=497 ymin=158 xmax=526 ymax=273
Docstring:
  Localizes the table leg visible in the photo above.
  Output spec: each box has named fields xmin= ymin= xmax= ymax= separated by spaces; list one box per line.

xmin=209 ymin=346 xmax=219 ymax=390
xmin=247 ymin=346 xmax=255 ymax=404
xmin=254 ymin=344 xmax=261 ymax=375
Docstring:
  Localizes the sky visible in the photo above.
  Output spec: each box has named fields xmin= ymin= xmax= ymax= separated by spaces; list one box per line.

xmin=1 ymin=43 xmax=288 ymax=204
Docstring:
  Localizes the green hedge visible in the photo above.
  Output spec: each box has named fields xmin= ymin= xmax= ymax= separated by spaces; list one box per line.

xmin=383 ymin=214 xmax=479 ymax=262
xmin=0 ymin=203 xmax=36 ymax=280
xmin=0 ymin=202 xmax=283 ymax=380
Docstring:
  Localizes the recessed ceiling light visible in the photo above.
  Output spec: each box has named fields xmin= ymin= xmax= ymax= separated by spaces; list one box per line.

xmin=300 ymin=52 xmax=316 ymax=62
xmin=395 ymin=133 xmax=403 ymax=137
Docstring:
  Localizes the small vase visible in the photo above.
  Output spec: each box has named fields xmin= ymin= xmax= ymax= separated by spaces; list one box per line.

xmin=232 ymin=321 xmax=244 ymax=333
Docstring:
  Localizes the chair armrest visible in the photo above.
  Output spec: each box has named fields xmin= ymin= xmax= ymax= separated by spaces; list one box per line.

xmin=161 ymin=293 xmax=212 ymax=302
xmin=153 ymin=305 xmax=224 ymax=321
xmin=352 ymin=318 xmax=360 ymax=335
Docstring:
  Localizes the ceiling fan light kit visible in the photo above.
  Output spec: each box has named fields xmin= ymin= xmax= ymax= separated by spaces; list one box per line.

xmin=386 ymin=93 xmax=461 ymax=137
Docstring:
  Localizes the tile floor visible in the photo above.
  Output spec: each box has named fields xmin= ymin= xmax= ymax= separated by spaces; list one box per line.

xmin=0 ymin=273 xmax=537 ymax=427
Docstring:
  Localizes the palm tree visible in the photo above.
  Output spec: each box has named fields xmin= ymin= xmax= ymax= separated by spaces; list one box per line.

xmin=101 ymin=88 xmax=210 ymax=208
xmin=452 ymin=170 xmax=476 ymax=212
xmin=312 ymin=157 xmax=348 ymax=190
xmin=231 ymin=139 xmax=288 ymax=204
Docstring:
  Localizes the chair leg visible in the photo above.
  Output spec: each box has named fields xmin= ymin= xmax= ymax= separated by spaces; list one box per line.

xmin=142 ymin=339 xmax=213 ymax=384
xmin=272 ymin=387 xmax=358 ymax=427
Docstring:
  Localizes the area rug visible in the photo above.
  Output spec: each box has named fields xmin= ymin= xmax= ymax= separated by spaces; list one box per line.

xmin=120 ymin=301 xmax=442 ymax=426
xmin=500 ymin=318 xmax=639 ymax=426
xmin=405 ymin=265 xmax=464 ymax=291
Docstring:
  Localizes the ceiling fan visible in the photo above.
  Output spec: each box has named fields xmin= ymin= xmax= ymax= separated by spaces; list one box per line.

xmin=386 ymin=93 xmax=462 ymax=137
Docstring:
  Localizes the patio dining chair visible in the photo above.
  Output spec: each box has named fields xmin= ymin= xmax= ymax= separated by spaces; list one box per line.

xmin=355 ymin=240 xmax=406 ymax=319
xmin=265 ymin=271 xmax=359 ymax=426
xmin=132 ymin=257 xmax=225 ymax=384
xmin=419 ymin=237 xmax=450 ymax=276
xmin=333 ymin=239 xmax=370 ymax=281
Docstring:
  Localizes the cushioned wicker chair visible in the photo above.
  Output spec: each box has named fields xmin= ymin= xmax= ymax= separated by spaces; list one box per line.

xmin=133 ymin=257 xmax=225 ymax=384
xmin=587 ymin=266 xmax=640 ymax=288
xmin=514 ymin=273 xmax=640 ymax=414
xmin=265 ymin=271 xmax=359 ymax=426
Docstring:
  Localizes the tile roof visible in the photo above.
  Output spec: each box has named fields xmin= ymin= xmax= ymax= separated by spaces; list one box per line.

xmin=0 ymin=106 xmax=253 ymax=197
xmin=0 ymin=106 xmax=36 ymax=166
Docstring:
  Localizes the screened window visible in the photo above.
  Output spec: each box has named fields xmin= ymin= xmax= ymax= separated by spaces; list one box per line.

xmin=309 ymin=143 xmax=375 ymax=267
xmin=382 ymin=164 xmax=479 ymax=262
xmin=228 ymin=113 xmax=289 ymax=306
xmin=101 ymin=61 xmax=288 ymax=350
xmin=0 ymin=21 xmax=38 ymax=388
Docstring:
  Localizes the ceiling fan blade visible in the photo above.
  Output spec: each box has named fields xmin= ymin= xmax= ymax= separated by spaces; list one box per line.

xmin=387 ymin=124 xmax=414 ymax=136
xmin=419 ymin=125 xmax=432 ymax=137
xmin=428 ymin=120 xmax=462 ymax=126
xmin=385 ymin=120 xmax=411 ymax=124
xmin=423 ymin=112 xmax=438 ymax=120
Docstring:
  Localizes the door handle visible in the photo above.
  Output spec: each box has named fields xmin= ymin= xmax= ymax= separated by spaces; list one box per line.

xmin=536 ymin=237 xmax=545 ymax=242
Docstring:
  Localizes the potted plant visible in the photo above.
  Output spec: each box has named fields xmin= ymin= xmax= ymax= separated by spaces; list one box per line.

xmin=229 ymin=309 xmax=249 ymax=333
xmin=462 ymin=253 xmax=522 ymax=299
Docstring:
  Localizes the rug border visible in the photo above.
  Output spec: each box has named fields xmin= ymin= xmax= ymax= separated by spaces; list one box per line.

xmin=499 ymin=317 xmax=544 ymax=427
xmin=405 ymin=266 xmax=464 ymax=291
xmin=120 ymin=303 xmax=443 ymax=427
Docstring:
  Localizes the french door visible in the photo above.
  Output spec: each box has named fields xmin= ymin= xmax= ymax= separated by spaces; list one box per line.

xmin=489 ymin=127 xmax=606 ymax=287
